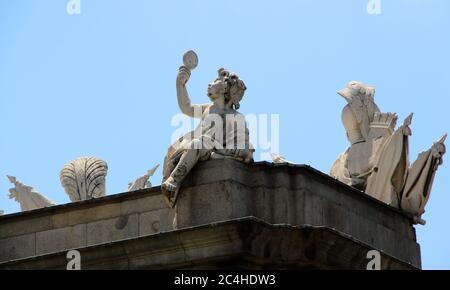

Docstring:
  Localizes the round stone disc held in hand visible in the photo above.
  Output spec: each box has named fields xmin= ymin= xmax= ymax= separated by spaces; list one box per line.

xmin=183 ymin=50 xmax=198 ymax=70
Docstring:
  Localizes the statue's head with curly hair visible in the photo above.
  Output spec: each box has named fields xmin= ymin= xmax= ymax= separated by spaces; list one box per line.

xmin=207 ymin=68 xmax=247 ymax=110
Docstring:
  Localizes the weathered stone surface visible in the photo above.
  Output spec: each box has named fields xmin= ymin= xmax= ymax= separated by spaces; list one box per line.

xmin=0 ymin=219 xmax=417 ymax=270
xmin=87 ymin=214 xmax=139 ymax=246
xmin=120 ymin=195 xmax=167 ymax=216
xmin=0 ymin=159 xmax=421 ymax=269
xmin=139 ymin=209 xmax=174 ymax=236
xmin=36 ymin=224 xmax=86 ymax=255
xmin=0 ymin=187 xmax=168 ymax=262
xmin=0 ymin=215 xmax=53 ymax=239
xmin=52 ymin=203 xmax=121 ymax=228
xmin=175 ymin=159 xmax=420 ymax=267
xmin=0 ymin=233 xmax=35 ymax=262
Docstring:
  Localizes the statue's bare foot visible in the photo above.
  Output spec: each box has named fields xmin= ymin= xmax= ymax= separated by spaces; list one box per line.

xmin=161 ymin=177 xmax=180 ymax=208
xmin=161 ymin=176 xmax=178 ymax=193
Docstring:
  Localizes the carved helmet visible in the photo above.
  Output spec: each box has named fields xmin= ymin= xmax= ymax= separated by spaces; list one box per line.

xmin=338 ymin=81 xmax=378 ymax=143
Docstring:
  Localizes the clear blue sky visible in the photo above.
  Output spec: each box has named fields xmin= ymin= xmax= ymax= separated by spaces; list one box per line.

xmin=1 ymin=0 xmax=449 ymax=269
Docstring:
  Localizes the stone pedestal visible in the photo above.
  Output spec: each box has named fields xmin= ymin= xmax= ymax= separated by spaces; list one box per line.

xmin=0 ymin=159 xmax=420 ymax=269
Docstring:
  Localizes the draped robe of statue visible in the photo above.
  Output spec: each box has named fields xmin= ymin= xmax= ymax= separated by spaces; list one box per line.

xmin=162 ymin=104 xmax=254 ymax=206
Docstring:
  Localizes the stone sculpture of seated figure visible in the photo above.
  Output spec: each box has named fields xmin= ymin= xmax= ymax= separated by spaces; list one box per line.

xmin=161 ymin=64 xmax=254 ymax=207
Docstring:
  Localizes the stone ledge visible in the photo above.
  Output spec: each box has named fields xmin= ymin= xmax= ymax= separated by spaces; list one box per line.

xmin=183 ymin=160 xmax=415 ymax=220
xmin=174 ymin=159 xmax=420 ymax=268
xmin=0 ymin=160 xmax=415 ymax=224
xmin=0 ymin=159 xmax=421 ymax=268
xmin=0 ymin=217 xmax=418 ymax=270
xmin=0 ymin=188 xmax=166 ymax=240
xmin=0 ymin=186 xmax=162 ymax=224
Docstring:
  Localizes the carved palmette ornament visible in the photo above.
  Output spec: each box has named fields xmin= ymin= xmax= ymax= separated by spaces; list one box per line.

xmin=60 ymin=157 xmax=108 ymax=202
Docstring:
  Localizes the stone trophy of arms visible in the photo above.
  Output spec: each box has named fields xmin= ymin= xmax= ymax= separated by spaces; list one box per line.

xmin=330 ymin=81 xmax=446 ymax=224
xmin=7 ymin=175 xmax=55 ymax=211
xmin=162 ymin=51 xmax=254 ymax=207
xmin=127 ymin=164 xmax=159 ymax=191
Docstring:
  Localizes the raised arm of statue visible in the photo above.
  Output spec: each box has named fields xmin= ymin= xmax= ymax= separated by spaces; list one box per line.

xmin=176 ymin=52 xmax=209 ymax=119
xmin=176 ymin=66 xmax=209 ymax=118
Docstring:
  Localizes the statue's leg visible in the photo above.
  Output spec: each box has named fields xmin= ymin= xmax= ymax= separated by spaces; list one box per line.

xmin=330 ymin=148 xmax=352 ymax=185
xmin=162 ymin=138 xmax=212 ymax=198
xmin=171 ymin=147 xmax=210 ymax=186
